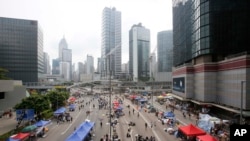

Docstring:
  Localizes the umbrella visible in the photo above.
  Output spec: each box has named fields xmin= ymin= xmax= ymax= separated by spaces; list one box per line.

xmin=21 ymin=125 xmax=37 ymax=132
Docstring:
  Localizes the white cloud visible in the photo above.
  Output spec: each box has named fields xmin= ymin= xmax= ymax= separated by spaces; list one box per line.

xmin=0 ymin=0 xmax=172 ymax=69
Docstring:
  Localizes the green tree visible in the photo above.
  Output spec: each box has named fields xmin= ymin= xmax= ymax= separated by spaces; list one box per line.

xmin=14 ymin=94 xmax=51 ymax=115
xmin=0 ymin=67 xmax=11 ymax=80
xmin=46 ymin=90 xmax=69 ymax=110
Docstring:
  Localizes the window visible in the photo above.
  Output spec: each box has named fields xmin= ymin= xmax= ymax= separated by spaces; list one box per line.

xmin=0 ymin=92 xmax=5 ymax=99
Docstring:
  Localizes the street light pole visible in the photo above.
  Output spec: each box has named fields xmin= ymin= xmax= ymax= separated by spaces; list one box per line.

xmin=109 ymin=54 xmax=112 ymax=140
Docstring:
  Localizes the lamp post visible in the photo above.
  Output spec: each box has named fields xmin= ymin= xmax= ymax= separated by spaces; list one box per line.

xmin=109 ymin=54 xmax=112 ymax=140
xmin=240 ymin=81 xmax=246 ymax=124
xmin=105 ymin=46 xmax=118 ymax=140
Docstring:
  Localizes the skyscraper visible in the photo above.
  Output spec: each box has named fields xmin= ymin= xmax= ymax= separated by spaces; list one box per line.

xmin=58 ymin=37 xmax=72 ymax=81
xmin=86 ymin=55 xmax=94 ymax=74
xmin=0 ymin=17 xmax=43 ymax=83
xmin=172 ymin=0 xmax=250 ymax=112
xmin=157 ymin=30 xmax=173 ymax=72
xmin=52 ymin=58 xmax=60 ymax=75
xmin=43 ymin=52 xmax=51 ymax=74
xmin=101 ymin=7 xmax=122 ymax=79
xmin=129 ymin=23 xmax=150 ymax=82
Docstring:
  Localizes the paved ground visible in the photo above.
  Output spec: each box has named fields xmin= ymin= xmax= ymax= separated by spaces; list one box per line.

xmin=0 ymin=112 xmax=19 ymax=136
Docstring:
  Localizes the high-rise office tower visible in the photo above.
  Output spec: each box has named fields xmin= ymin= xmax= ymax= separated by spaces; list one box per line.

xmin=59 ymin=37 xmax=68 ymax=61
xmin=0 ymin=17 xmax=43 ymax=83
xmin=58 ymin=37 xmax=72 ymax=80
xmin=129 ymin=23 xmax=150 ymax=82
xmin=101 ymin=7 xmax=122 ymax=79
xmin=43 ymin=52 xmax=51 ymax=74
xmin=52 ymin=58 xmax=60 ymax=75
xmin=86 ymin=55 xmax=94 ymax=74
xmin=172 ymin=0 xmax=250 ymax=111
xmin=97 ymin=58 xmax=101 ymax=73
xmin=157 ymin=30 xmax=173 ymax=72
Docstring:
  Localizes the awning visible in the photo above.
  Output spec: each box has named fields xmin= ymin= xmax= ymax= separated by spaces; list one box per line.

xmin=167 ymin=93 xmax=188 ymax=101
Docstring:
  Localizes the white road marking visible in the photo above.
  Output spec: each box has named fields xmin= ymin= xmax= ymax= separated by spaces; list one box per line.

xmin=61 ymin=107 xmax=82 ymax=135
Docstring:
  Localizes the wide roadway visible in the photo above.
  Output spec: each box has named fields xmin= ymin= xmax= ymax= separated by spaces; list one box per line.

xmin=39 ymin=94 xmax=195 ymax=141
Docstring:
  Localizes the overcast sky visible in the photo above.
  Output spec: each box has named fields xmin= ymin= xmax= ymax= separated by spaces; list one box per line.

xmin=0 ymin=0 xmax=172 ymax=69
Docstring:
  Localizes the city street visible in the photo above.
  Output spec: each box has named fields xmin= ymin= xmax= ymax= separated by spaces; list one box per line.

xmin=36 ymin=92 xmax=196 ymax=141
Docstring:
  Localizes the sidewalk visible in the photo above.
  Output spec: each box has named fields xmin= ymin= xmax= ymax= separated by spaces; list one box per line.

xmin=0 ymin=113 xmax=17 ymax=136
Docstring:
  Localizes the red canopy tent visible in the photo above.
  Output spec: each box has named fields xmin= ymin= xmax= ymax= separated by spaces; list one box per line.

xmin=179 ymin=124 xmax=206 ymax=136
xmin=197 ymin=134 xmax=218 ymax=141
xmin=129 ymin=95 xmax=137 ymax=99
xmin=68 ymin=97 xmax=76 ymax=102
xmin=12 ymin=133 xmax=30 ymax=141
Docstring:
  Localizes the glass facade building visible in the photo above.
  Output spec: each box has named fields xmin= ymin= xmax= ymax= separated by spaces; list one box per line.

xmin=157 ymin=30 xmax=173 ymax=72
xmin=129 ymin=23 xmax=150 ymax=82
xmin=173 ymin=0 xmax=250 ymax=66
xmin=0 ymin=17 xmax=43 ymax=82
xmin=101 ymin=7 xmax=122 ymax=79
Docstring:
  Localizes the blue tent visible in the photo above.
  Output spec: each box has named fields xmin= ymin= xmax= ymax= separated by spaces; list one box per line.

xmin=65 ymin=121 xmax=95 ymax=141
xmin=54 ymin=107 xmax=66 ymax=115
xmin=34 ymin=120 xmax=51 ymax=127
xmin=65 ymin=132 xmax=84 ymax=141
xmin=6 ymin=138 xmax=20 ymax=141
xmin=116 ymin=106 xmax=123 ymax=110
xmin=139 ymin=98 xmax=147 ymax=102
xmin=164 ymin=111 xmax=175 ymax=118
xmin=69 ymin=104 xmax=75 ymax=110
xmin=135 ymin=97 xmax=141 ymax=100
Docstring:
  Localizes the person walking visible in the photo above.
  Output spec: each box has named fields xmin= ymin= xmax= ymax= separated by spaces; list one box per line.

xmin=133 ymin=109 xmax=135 ymax=114
xmin=100 ymin=121 xmax=102 ymax=127
xmin=137 ymin=112 xmax=140 ymax=118
xmin=145 ymin=122 xmax=148 ymax=130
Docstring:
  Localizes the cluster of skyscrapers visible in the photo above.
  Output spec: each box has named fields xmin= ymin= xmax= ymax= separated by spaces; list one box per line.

xmin=1 ymin=0 xmax=250 ymax=114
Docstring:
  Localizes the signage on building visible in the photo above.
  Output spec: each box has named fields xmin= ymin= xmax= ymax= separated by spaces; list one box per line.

xmin=173 ymin=77 xmax=185 ymax=93
xmin=16 ymin=109 xmax=35 ymax=121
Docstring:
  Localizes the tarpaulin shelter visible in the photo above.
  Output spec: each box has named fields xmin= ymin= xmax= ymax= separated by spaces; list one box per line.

xmin=6 ymin=138 xmax=20 ymax=141
xmin=65 ymin=121 xmax=95 ymax=141
xmin=129 ymin=95 xmax=137 ymax=99
xmin=139 ymin=98 xmax=147 ymax=102
xmin=12 ymin=133 xmax=30 ymax=141
xmin=68 ymin=97 xmax=76 ymax=102
xmin=135 ymin=97 xmax=141 ymax=100
xmin=33 ymin=120 xmax=51 ymax=127
xmin=164 ymin=111 xmax=175 ymax=118
xmin=116 ymin=106 xmax=123 ymax=110
xmin=54 ymin=107 xmax=66 ymax=115
xmin=69 ymin=104 xmax=76 ymax=111
xmin=65 ymin=132 xmax=84 ymax=141
xmin=196 ymin=134 xmax=218 ymax=141
xmin=179 ymin=124 xmax=206 ymax=136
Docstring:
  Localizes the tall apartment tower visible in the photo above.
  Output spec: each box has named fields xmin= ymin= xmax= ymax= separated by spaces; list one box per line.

xmin=129 ymin=23 xmax=150 ymax=82
xmin=172 ymin=0 xmax=250 ymax=112
xmin=101 ymin=7 xmax=122 ymax=79
xmin=0 ymin=17 xmax=43 ymax=83
xmin=157 ymin=30 xmax=173 ymax=72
